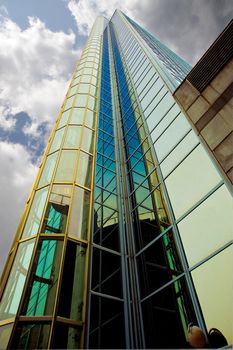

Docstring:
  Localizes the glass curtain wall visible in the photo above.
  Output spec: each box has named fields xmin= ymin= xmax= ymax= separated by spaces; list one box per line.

xmin=110 ymin=19 xmax=197 ymax=348
xmin=124 ymin=13 xmax=192 ymax=85
xmin=0 ymin=17 xmax=105 ymax=349
xmin=111 ymin=10 xmax=233 ymax=347
xmin=88 ymin=27 xmax=126 ymax=349
xmin=1 ymin=10 xmax=232 ymax=349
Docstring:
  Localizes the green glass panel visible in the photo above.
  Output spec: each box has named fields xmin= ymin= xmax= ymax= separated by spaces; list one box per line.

xmin=83 ymin=68 xmax=92 ymax=75
xmin=64 ymin=96 xmax=74 ymax=110
xmin=85 ymin=110 xmax=95 ymax=129
xmin=78 ymin=83 xmax=89 ymax=94
xmin=0 ymin=240 xmax=35 ymax=320
xmin=89 ymin=84 xmax=97 ymax=96
xmin=22 ymin=187 xmax=49 ymax=238
xmin=74 ymin=94 xmax=87 ymax=108
xmin=58 ymin=110 xmax=70 ymax=129
xmin=63 ymin=126 xmax=81 ymax=149
xmin=68 ymin=85 xmax=78 ymax=97
xmin=42 ymin=185 xmax=72 ymax=234
xmin=55 ymin=150 xmax=77 ymax=182
xmin=81 ymin=128 xmax=94 ymax=154
xmin=68 ymin=186 xmax=90 ymax=240
xmin=87 ymin=96 xmax=96 ymax=110
xmin=58 ymin=241 xmax=86 ymax=320
xmin=38 ymin=152 xmax=58 ymax=188
xmin=81 ymin=75 xmax=91 ymax=84
xmin=11 ymin=322 xmax=51 ymax=349
xmin=70 ymin=108 xmax=85 ymax=125
xmin=91 ymin=76 xmax=97 ymax=86
xmin=72 ymin=76 xmax=80 ymax=86
xmin=92 ymin=68 xmax=98 ymax=77
xmin=22 ymin=239 xmax=63 ymax=316
xmin=76 ymin=151 xmax=92 ymax=188
xmin=49 ymin=127 xmax=65 ymax=154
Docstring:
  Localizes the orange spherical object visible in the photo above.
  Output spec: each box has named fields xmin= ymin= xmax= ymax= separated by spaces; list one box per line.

xmin=187 ymin=325 xmax=207 ymax=348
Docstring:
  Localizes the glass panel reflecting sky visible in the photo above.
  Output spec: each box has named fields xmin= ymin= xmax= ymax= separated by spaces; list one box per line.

xmin=165 ymin=145 xmax=222 ymax=218
xmin=178 ymin=185 xmax=233 ymax=266
xmin=192 ymin=245 xmax=233 ymax=345
xmin=0 ymin=239 xmax=35 ymax=320
xmin=22 ymin=187 xmax=49 ymax=238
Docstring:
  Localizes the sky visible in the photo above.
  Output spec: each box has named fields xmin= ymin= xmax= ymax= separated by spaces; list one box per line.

xmin=0 ymin=0 xmax=232 ymax=274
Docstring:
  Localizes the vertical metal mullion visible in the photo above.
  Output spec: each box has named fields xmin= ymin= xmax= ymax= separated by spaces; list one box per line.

xmin=108 ymin=26 xmax=133 ymax=349
xmin=85 ymin=24 xmax=104 ymax=349
xmin=110 ymin=22 xmax=146 ymax=349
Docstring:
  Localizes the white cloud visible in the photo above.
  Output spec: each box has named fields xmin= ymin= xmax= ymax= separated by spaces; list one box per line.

xmin=67 ymin=0 xmax=139 ymax=35
xmin=0 ymin=14 xmax=81 ymax=136
xmin=0 ymin=141 xmax=37 ymax=274
xmin=0 ymin=12 xmax=82 ymax=274
xmin=67 ymin=0 xmax=232 ymax=65
xmin=0 ymin=107 xmax=16 ymax=130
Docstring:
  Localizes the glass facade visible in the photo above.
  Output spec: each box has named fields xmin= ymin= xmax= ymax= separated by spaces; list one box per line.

xmin=0 ymin=10 xmax=232 ymax=349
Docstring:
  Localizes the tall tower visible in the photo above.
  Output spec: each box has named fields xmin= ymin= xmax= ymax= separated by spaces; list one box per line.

xmin=0 ymin=10 xmax=232 ymax=349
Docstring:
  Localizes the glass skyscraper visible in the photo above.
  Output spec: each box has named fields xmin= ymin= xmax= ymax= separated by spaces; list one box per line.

xmin=0 ymin=10 xmax=232 ymax=349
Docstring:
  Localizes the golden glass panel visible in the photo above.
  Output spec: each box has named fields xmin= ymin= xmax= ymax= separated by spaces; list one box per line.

xmin=78 ymin=83 xmax=89 ymax=94
xmin=88 ymin=96 xmax=96 ymax=110
xmin=70 ymin=107 xmax=85 ymax=125
xmin=55 ymin=150 xmax=77 ymax=182
xmin=85 ymin=110 xmax=95 ymax=129
xmin=81 ymin=75 xmax=91 ymax=84
xmin=91 ymin=76 xmax=97 ymax=86
xmin=89 ymin=84 xmax=97 ymax=96
xmin=83 ymin=68 xmax=92 ymax=75
xmin=49 ymin=127 xmax=65 ymax=154
xmin=63 ymin=126 xmax=81 ymax=149
xmin=81 ymin=128 xmax=94 ymax=154
xmin=68 ymin=85 xmax=78 ymax=97
xmin=64 ymin=96 xmax=74 ymax=111
xmin=22 ymin=187 xmax=49 ymax=238
xmin=68 ymin=186 xmax=90 ymax=240
xmin=74 ymin=94 xmax=87 ymax=108
xmin=38 ymin=151 xmax=58 ymax=188
xmin=72 ymin=76 xmax=80 ymax=86
xmin=58 ymin=110 xmax=70 ymax=129
xmin=76 ymin=151 xmax=93 ymax=188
